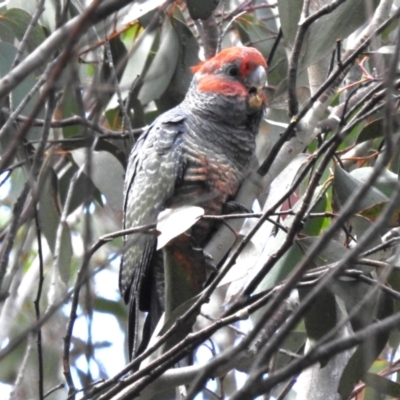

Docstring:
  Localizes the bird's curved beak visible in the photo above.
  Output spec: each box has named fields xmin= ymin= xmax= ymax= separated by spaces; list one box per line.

xmin=246 ymin=65 xmax=267 ymax=109
xmin=245 ymin=65 xmax=267 ymax=90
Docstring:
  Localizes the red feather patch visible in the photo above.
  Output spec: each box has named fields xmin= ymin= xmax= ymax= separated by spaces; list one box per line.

xmin=191 ymin=46 xmax=267 ymax=75
xmin=196 ymin=75 xmax=248 ymax=96
xmin=191 ymin=46 xmax=267 ymax=96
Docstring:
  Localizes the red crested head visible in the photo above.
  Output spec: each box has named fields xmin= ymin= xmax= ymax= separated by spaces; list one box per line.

xmin=190 ymin=47 xmax=267 ymax=105
xmin=191 ymin=47 xmax=267 ymax=75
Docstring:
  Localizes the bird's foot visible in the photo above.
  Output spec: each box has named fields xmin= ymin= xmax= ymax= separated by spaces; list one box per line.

xmin=222 ymin=201 xmax=252 ymax=214
xmin=193 ymin=247 xmax=218 ymax=273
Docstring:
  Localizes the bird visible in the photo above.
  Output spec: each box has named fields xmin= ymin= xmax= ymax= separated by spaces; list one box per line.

xmin=120 ymin=46 xmax=267 ymax=360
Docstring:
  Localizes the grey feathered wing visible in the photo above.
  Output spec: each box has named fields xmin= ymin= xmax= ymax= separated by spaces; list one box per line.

xmin=120 ymin=109 xmax=186 ymax=359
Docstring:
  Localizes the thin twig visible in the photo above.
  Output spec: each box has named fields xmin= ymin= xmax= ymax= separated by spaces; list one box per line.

xmin=43 ymin=383 xmax=66 ymax=399
xmin=202 ymin=15 xmax=219 ymax=59
xmin=0 ymin=0 xmax=134 ymax=99
xmin=257 ymin=7 xmax=400 ymax=180
xmin=0 ymin=185 xmax=30 ymax=291
xmin=8 ymin=335 xmax=35 ymax=400
xmin=104 ymin=31 xmax=133 ymax=138
xmin=0 ymin=0 xmax=133 ymax=173
xmin=88 ymin=297 xmax=296 ymax=400
xmin=33 ymin=205 xmax=45 ymax=400
xmin=33 ymin=88 xmax=57 ymax=400
xmin=241 ymin=298 xmax=400 ymax=398
xmin=184 ymin=138 xmax=344 ymax=398
xmin=360 ymin=236 xmax=400 ymax=257
xmin=0 ymin=108 xmax=144 ymax=137
xmin=267 ymin=28 xmax=282 ymax=67
xmin=0 ymin=86 xmax=59 ymax=293
xmin=0 ymin=257 xmax=112 ymax=362
xmin=275 ymin=377 xmax=297 ymax=400
xmin=231 ymin=142 xmax=400 ymax=399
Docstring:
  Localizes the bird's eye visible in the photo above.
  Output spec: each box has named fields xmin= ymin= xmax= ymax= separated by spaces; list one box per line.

xmin=228 ymin=66 xmax=239 ymax=77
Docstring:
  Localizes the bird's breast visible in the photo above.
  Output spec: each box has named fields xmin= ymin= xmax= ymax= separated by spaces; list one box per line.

xmin=165 ymin=141 xmax=244 ymax=245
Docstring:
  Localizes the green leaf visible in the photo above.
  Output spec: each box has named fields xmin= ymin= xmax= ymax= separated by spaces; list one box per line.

xmin=359 ymin=201 xmax=400 ymax=227
xmin=0 ymin=16 xmax=13 ymax=42
xmin=38 ymin=167 xmax=72 ymax=283
xmin=155 ymin=10 xmax=199 ymax=112
xmin=255 ymin=235 xmax=349 ymax=298
xmin=276 ymin=326 xmax=307 ymax=370
xmin=301 ymin=0 xmax=380 ymax=68
xmin=350 ymin=167 xmax=398 ymax=198
xmin=278 ymin=0 xmax=303 ymax=45
xmin=57 ymin=223 xmax=73 ymax=284
xmin=234 ymin=15 xmax=272 ymax=58
xmin=121 ymin=21 xmax=141 ymax=45
xmin=71 ymin=149 xmax=125 ymax=211
xmin=58 ymin=86 xmax=82 ymax=138
xmin=94 ymin=139 xmax=127 ymax=170
xmin=302 ymin=192 xmax=328 ymax=236
xmin=338 ymin=291 xmax=393 ymax=399
xmin=363 ymin=373 xmax=400 ymax=398
xmin=388 ymin=327 xmax=400 ymax=350
xmin=38 ymin=167 xmax=61 ymax=253
xmin=299 ymin=288 xmax=337 ymax=342
xmin=99 ymin=35 xmax=129 ymax=107
xmin=159 ymin=293 xmax=201 ymax=336
xmin=107 ymin=25 xmax=158 ymax=110
xmin=388 ymin=270 xmax=400 ymax=293
xmin=350 ymin=215 xmax=381 ymax=262
xmin=138 ymin=16 xmax=179 ymax=105
xmin=255 ymin=233 xmax=306 ymax=294
xmin=58 ymin=163 xmax=95 ymax=215
xmin=7 ymin=0 xmax=57 ymax=32
xmin=93 ymin=297 xmax=127 ymax=320
xmin=356 ymin=118 xmax=384 ymax=144
xmin=0 ymin=41 xmax=18 ymax=85
xmin=333 ymin=165 xmax=388 ymax=214
xmin=0 ymin=8 xmax=46 ymax=52
xmin=0 ymin=42 xmax=42 ymax=141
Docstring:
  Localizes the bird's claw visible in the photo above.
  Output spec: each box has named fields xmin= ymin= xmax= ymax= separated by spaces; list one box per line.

xmin=222 ymin=201 xmax=252 ymax=214
xmin=193 ymin=247 xmax=218 ymax=273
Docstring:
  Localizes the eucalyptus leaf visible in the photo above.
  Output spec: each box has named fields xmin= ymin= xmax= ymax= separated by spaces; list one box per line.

xmin=0 ymin=42 xmax=39 ymax=117
xmin=58 ymin=163 xmax=95 ymax=215
xmin=350 ymin=167 xmax=398 ymax=199
xmin=333 ymin=165 xmax=388 ymax=214
xmin=157 ymin=206 xmax=204 ymax=250
xmin=299 ymin=288 xmax=337 ymax=342
xmin=363 ymin=372 xmax=400 ymax=397
xmin=158 ymin=293 xmax=201 ymax=336
xmin=71 ymin=149 xmax=124 ymax=211
xmin=156 ymin=10 xmax=200 ymax=112
xmin=278 ymin=0 xmax=303 ymax=45
xmin=107 ymin=26 xmax=158 ymax=110
xmin=356 ymin=118 xmax=384 ymax=144
xmin=0 ymin=8 xmax=46 ymax=52
xmin=38 ymin=167 xmax=72 ymax=284
xmin=338 ymin=291 xmax=393 ymax=399
xmin=138 ymin=16 xmax=179 ymax=105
